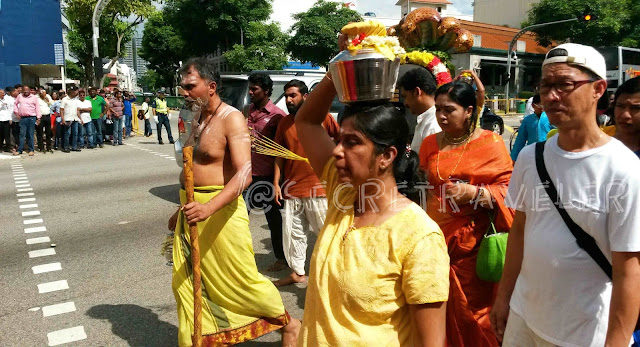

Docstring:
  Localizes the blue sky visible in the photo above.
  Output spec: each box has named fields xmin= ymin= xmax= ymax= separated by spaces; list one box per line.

xmin=272 ymin=0 xmax=474 ymax=30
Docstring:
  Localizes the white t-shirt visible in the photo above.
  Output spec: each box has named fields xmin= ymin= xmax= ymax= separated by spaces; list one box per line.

xmin=61 ymin=96 xmax=78 ymax=122
xmin=525 ymin=96 xmax=534 ymax=115
xmin=0 ymin=96 xmax=12 ymax=121
xmin=506 ymin=135 xmax=640 ymax=347
xmin=141 ymin=102 xmax=150 ymax=119
xmin=411 ymin=106 xmax=441 ymax=154
xmin=38 ymin=97 xmax=51 ymax=116
xmin=77 ymin=99 xmax=92 ymax=123
xmin=4 ymin=95 xmax=18 ymax=121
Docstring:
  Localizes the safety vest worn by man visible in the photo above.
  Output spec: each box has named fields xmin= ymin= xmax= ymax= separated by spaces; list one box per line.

xmin=155 ymin=98 xmax=168 ymax=114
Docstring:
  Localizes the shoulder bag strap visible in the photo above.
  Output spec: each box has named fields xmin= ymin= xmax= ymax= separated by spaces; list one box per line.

xmin=534 ymin=141 xmax=613 ymax=280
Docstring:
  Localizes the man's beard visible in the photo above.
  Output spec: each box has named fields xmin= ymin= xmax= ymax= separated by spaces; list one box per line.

xmin=187 ymin=96 xmax=210 ymax=113
xmin=287 ymin=103 xmax=301 ymax=115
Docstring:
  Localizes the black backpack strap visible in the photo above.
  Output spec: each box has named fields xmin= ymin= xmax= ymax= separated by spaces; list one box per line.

xmin=534 ymin=141 xmax=613 ymax=280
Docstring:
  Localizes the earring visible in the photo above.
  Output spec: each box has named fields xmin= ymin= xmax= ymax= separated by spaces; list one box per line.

xmin=381 ymin=165 xmax=386 ymax=170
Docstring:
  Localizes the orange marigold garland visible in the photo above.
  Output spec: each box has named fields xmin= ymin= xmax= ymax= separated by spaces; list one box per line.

xmin=401 ymin=51 xmax=453 ymax=86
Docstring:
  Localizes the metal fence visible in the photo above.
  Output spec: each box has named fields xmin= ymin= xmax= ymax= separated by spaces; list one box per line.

xmin=485 ymin=98 xmax=528 ymax=114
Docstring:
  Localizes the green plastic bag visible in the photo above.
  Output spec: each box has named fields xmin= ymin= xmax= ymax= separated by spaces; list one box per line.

xmin=476 ymin=213 xmax=508 ymax=282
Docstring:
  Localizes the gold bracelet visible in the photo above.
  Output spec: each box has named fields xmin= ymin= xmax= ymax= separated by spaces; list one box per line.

xmin=325 ymin=74 xmax=332 ymax=82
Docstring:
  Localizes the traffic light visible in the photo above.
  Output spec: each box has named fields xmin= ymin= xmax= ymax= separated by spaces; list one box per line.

xmin=578 ymin=10 xmax=597 ymax=22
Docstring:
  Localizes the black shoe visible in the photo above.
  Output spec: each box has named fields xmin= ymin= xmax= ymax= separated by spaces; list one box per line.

xmin=71 ymin=148 xmax=81 ymax=152
xmin=48 ymin=149 xmax=54 ymax=153
xmin=158 ymin=141 xmax=164 ymax=145
xmin=99 ymin=144 xmax=104 ymax=148
xmin=169 ymin=140 xmax=175 ymax=144
xmin=62 ymin=149 xmax=70 ymax=153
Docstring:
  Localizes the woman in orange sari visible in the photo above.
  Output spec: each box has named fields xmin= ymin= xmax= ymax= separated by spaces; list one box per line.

xmin=419 ymin=81 xmax=514 ymax=347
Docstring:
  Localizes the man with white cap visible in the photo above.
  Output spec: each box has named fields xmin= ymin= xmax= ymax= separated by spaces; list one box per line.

xmin=490 ymin=43 xmax=640 ymax=347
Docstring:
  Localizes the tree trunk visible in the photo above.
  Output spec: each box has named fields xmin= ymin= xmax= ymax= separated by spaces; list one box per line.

xmin=98 ymin=17 xmax=143 ymax=89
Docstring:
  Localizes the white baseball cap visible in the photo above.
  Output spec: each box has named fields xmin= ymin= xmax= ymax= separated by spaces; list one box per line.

xmin=542 ymin=43 xmax=607 ymax=80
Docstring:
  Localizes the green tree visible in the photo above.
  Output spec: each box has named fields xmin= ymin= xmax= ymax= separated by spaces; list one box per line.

xmin=65 ymin=60 xmax=88 ymax=86
xmin=223 ymin=22 xmax=289 ymax=71
xmin=523 ymin=0 xmax=639 ymax=48
xmin=287 ymin=0 xmax=362 ymax=67
xmin=163 ymin=0 xmax=273 ymax=56
xmin=138 ymin=70 xmax=163 ymax=92
xmin=64 ymin=0 xmax=154 ymax=87
xmin=139 ymin=11 xmax=184 ymax=89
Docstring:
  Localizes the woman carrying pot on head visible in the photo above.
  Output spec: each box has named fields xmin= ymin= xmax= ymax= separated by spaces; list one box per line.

xmin=293 ymin=40 xmax=450 ymax=347
xmin=418 ymin=81 xmax=515 ymax=347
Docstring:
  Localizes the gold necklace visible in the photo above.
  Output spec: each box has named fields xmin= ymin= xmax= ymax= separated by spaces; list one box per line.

xmin=342 ymin=197 xmax=402 ymax=241
xmin=444 ymin=132 xmax=471 ymax=145
xmin=436 ymin=133 xmax=471 ymax=181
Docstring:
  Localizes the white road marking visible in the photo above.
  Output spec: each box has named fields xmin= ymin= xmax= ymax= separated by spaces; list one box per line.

xmin=32 ymin=262 xmax=62 ymax=274
xmin=20 ymin=204 xmax=38 ymax=209
xmin=47 ymin=326 xmax=87 ymax=346
xmin=25 ymin=226 xmax=47 ymax=233
xmin=22 ymin=210 xmax=41 ymax=217
xmin=26 ymin=237 xmax=51 ymax=245
xmin=42 ymin=302 xmax=76 ymax=317
xmin=18 ymin=197 xmax=36 ymax=202
xmin=29 ymin=248 xmax=56 ymax=258
xmin=13 ymin=174 xmax=27 ymax=178
xmin=17 ymin=192 xmax=35 ymax=197
xmin=38 ymin=280 xmax=68 ymax=294
xmin=14 ymin=180 xmax=29 ymax=184
xmin=17 ymin=188 xmax=33 ymax=192
xmin=24 ymin=218 xmax=44 ymax=225
xmin=28 ymin=307 xmax=40 ymax=312
xmin=16 ymin=184 xmax=31 ymax=188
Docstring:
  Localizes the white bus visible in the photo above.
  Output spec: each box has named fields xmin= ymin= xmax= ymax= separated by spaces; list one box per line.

xmin=597 ymin=46 xmax=640 ymax=92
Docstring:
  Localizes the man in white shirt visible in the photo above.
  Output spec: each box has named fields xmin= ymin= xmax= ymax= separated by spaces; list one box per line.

xmin=491 ymin=43 xmax=640 ymax=347
xmin=0 ymin=89 xmax=12 ymax=152
xmin=524 ymin=96 xmax=534 ymax=116
xmin=60 ymin=86 xmax=80 ymax=153
xmin=77 ymin=89 xmax=95 ymax=149
xmin=141 ymin=96 xmax=152 ymax=137
xmin=5 ymin=86 xmax=19 ymax=154
xmin=397 ymin=66 xmax=440 ymax=154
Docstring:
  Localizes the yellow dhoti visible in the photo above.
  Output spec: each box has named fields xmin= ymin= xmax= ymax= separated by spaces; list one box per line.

xmin=172 ymin=186 xmax=289 ymax=346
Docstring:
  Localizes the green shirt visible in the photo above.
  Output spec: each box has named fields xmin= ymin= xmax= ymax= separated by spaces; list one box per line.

xmin=89 ymin=95 xmax=107 ymax=119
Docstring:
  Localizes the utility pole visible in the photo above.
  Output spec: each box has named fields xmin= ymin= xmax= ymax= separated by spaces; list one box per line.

xmin=92 ymin=0 xmax=113 ymax=87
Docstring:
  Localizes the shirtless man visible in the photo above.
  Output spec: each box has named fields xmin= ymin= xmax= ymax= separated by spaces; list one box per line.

xmin=168 ymin=57 xmax=299 ymax=347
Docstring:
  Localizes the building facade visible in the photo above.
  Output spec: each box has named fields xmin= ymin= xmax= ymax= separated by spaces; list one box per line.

xmin=395 ymin=0 xmax=453 ymax=18
xmin=451 ymin=19 xmax=550 ymax=98
xmin=473 ymin=0 xmax=540 ymax=29
xmin=119 ymin=35 xmax=148 ymax=77
xmin=0 ymin=0 xmax=66 ymax=86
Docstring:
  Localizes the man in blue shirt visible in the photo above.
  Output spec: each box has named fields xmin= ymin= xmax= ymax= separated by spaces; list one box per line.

xmin=123 ymin=91 xmax=137 ymax=138
xmin=510 ymin=94 xmax=553 ymax=161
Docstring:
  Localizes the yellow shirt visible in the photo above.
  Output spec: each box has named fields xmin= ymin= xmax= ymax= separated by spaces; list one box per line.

xmin=298 ymin=157 xmax=450 ymax=347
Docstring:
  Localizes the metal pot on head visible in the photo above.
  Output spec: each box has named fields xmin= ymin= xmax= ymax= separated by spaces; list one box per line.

xmin=329 ymin=48 xmax=401 ymax=103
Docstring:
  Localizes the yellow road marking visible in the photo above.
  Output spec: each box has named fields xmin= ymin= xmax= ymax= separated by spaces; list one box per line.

xmin=504 ymin=125 xmax=515 ymax=134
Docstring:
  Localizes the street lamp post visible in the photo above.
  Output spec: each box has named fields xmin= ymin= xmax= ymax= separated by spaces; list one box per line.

xmin=504 ymin=17 xmax=578 ymax=113
xmin=92 ymin=0 xmax=113 ymax=87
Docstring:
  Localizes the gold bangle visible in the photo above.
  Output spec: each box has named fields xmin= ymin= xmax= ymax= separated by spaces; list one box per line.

xmin=325 ymin=74 xmax=332 ymax=82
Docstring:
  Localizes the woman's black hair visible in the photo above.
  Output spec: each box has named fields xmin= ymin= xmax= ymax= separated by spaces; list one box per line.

xmin=434 ymin=81 xmax=478 ymax=133
xmin=614 ymin=76 xmax=640 ymax=103
xmin=341 ymin=103 xmax=426 ymax=204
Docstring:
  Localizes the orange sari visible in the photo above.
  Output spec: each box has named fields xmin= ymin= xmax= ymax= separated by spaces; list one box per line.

xmin=419 ymin=130 xmax=514 ymax=347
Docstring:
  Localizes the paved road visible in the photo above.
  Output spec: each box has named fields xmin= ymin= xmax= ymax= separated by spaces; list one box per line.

xmin=0 ymin=111 xmax=516 ymax=346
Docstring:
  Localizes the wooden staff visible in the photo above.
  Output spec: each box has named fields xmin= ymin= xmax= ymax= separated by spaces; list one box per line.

xmin=182 ymin=146 xmax=202 ymax=347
